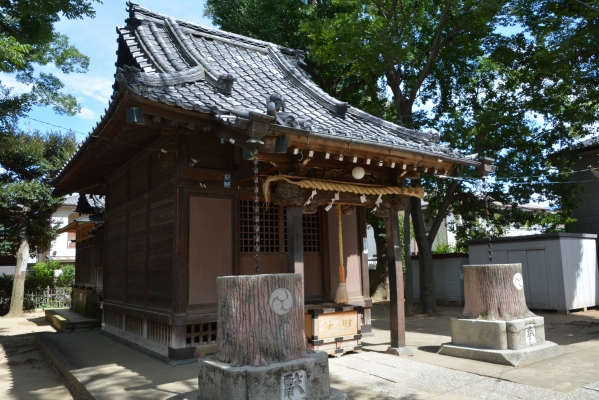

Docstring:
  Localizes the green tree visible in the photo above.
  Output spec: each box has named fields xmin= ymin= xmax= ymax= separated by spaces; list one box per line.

xmin=0 ymin=0 xmax=99 ymax=134
xmin=0 ymin=131 xmax=76 ymax=317
xmin=0 ymin=0 xmax=98 ymax=317
xmin=207 ymin=0 xmax=597 ymax=315
xmin=304 ymin=0 xmax=596 ymax=315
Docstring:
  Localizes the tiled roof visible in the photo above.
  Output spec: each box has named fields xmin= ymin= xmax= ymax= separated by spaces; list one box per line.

xmin=53 ymin=2 xmax=476 ymax=186
xmin=116 ymin=2 xmax=468 ymax=160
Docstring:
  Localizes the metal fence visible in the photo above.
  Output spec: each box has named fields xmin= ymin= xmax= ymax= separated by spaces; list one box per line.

xmin=24 ymin=286 xmax=71 ymax=309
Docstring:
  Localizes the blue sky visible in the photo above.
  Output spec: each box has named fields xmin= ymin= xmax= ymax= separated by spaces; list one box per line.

xmin=2 ymin=1 xmax=215 ymax=144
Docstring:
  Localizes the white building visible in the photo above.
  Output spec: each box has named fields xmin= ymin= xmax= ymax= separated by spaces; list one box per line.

xmin=35 ymin=195 xmax=80 ymax=264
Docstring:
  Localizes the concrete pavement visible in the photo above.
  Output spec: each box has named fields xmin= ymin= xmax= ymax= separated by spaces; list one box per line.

xmin=8 ymin=303 xmax=599 ymax=399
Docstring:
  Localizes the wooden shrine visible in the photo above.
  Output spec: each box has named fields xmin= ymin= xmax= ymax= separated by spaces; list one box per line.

xmin=51 ymin=3 xmax=486 ymax=360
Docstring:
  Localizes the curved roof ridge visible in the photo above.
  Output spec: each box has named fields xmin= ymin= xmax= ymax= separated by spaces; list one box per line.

xmin=128 ymin=2 xmax=440 ymax=144
xmin=128 ymin=2 xmax=275 ymax=50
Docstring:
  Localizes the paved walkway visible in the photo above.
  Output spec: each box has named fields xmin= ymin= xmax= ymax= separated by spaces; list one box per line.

xmin=3 ymin=304 xmax=599 ymax=399
xmin=329 ymin=351 xmax=599 ymax=399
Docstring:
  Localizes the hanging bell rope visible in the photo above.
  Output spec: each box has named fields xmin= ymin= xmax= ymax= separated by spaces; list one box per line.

xmin=334 ymin=204 xmax=349 ymax=304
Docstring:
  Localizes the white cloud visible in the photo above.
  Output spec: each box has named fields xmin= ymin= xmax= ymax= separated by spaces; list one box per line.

xmin=1 ymin=70 xmax=114 ymax=104
xmin=77 ymin=107 xmax=96 ymax=120
xmin=60 ymin=74 xmax=114 ymax=103
xmin=0 ymin=73 xmax=31 ymax=94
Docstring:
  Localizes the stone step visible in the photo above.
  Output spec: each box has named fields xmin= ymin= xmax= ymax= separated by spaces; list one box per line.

xmin=45 ymin=309 xmax=101 ymax=332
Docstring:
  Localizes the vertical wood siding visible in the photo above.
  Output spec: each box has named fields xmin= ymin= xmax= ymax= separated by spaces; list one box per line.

xmin=147 ymin=195 xmax=174 ymax=310
xmin=188 ymin=196 xmax=233 ymax=306
xmin=104 ymin=214 xmax=126 ymax=302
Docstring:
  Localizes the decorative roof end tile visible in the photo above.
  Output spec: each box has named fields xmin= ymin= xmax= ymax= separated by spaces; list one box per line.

xmin=334 ymin=102 xmax=350 ymax=118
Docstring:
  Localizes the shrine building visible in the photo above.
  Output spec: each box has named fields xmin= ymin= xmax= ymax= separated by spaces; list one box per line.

xmin=52 ymin=2 xmax=487 ymax=360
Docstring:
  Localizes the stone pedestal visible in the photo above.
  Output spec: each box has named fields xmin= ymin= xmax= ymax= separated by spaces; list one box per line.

xmin=198 ymin=274 xmax=346 ymax=399
xmin=439 ymin=316 xmax=562 ymax=366
xmin=197 ymin=351 xmax=345 ymax=400
xmin=439 ymin=264 xmax=563 ymax=366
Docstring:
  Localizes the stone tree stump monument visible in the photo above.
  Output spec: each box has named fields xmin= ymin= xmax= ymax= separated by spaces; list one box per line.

xmin=439 ymin=264 xmax=563 ymax=366
xmin=197 ymin=274 xmax=346 ymax=400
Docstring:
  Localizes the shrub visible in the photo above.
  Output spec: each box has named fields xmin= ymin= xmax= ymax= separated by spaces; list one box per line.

xmin=432 ymin=242 xmax=459 ymax=255
xmin=30 ymin=260 xmax=75 ymax=287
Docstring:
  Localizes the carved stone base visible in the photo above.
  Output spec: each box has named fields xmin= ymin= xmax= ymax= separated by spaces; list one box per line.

xmin=438 ymin=341 xmax=563 ymax=367
xmin=197 ymin=351 xmax=345 ymax=400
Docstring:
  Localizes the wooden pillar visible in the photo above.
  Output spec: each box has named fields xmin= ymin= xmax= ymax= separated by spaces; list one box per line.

xmin=385 ymin=211 xmax=412 ymax=356
xmin=286 ymin=206 xmax=304 ymax=277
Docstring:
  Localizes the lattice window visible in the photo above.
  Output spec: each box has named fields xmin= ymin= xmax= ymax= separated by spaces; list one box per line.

xmin=104 ymin=310 xmax=122 ymax=328
xmin=148 ymin=320 xmax=171 ymax=346
xmin=186 ymin=322 xmax=217 ymax=347
xmin=303 ymin=210 xmax=321 ymax=253
xmin=240 ymin=200 xmax=279 ymax=253
xmin=125 ymin=315 xmax=144 ymax=337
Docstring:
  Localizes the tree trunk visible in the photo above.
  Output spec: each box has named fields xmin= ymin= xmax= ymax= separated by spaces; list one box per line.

xmin=410 ymin=197 xmax=437 ymax=316
xmin=215 ymin=274 xmax=309 ymax=367
xmin=461 ymin=264 xmax=536 ymax=321
xmin=368 ymin=218 xmax=388 ymax=296
xmin=5 ymin=239 xmax=29 ymax=318
xmin=403 ymin=204 xmax=414 ymax=317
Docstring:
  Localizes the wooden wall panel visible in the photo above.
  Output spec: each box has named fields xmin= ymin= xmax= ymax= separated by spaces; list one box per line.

xmin=188 ymin=135 xmax=233 ymax=170
xmin=150 ymin=148 xmax=177 ymax=189
xmin=304 ymin=254 xmax=324 ymax=299
xmin=147 ymin=196 xmax=174 ymax=310
xmin=107 ymin=172 xmax=128 ymax=210
xmin=188 ymin=196 xmax=233 ymax=306
xmin=76 ymin=247 xmax=93 ymax=285
xmin=94 ymin=228 xmax=105 ymax=290
xmin=126 ymin=207 xmax=146 ymax=306
xmin=129 ymin=157 xmax=150 ymax=199
xmin=104 ymin=215 xmax=126 ymax=303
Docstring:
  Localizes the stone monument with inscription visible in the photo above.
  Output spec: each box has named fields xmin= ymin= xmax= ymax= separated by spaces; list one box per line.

xmin=438 ymin=264 xmax=563 ymax=366
xmin=196 ymin=273 xmax=346 ymax=400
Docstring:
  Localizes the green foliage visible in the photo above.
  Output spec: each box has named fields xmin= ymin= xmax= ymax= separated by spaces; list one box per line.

xmin=204 ymin=0 xmax=395 ymax=119
xmin=432 ymin=242 xmax=458 ymax=255
xmin=0 ymin=271 xmax=73 ymax=315
xmin=205 ymin=0 xmax=593 ymax=245
xmin=0 ymin=0 xmax=100 ymax=133
xmin=31 ymin=259 xmax=75 ymax=287
xmin=0 ymin=130 xmax=76 ymax=255
xmin=0 ymin=273 xmax=12 ymax=314
xmin=366 ymin=211 xmax=414 ymax=295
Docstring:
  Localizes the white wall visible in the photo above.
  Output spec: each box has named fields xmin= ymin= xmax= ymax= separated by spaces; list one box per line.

xmin=35 ymin=205 xmax=78 ymax=264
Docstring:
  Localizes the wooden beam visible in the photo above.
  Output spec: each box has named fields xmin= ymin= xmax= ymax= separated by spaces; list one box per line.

xmin=385 ymin=211 xmax=411 ymax=355
xmin=286 ymin=206 xmax=304 ymax=280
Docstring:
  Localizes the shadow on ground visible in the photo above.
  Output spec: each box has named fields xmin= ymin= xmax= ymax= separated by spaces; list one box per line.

xmin=371 ymin=301 xmax=599 ymax=347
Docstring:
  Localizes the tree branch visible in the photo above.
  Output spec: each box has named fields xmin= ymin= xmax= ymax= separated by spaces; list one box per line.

xmin=574 ymin=0 xmax=599 ymax=13
xmin=409 ymin=0 xmax=453 ymax=100
xmin=474 ymin=123 xmax=504 ymax=154
xmin=428 ymin=166 xmax=462 ymax=240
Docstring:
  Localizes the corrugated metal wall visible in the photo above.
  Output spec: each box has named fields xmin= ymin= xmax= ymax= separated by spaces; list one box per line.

xmin=411 ymin=255 xmax=469 ymax=304
xmin=469 ymin=233 xmax=599 ymax=312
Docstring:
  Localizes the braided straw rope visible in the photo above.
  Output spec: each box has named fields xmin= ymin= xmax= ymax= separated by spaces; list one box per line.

xmin=262 ymin=175 xmax=424 ymax=205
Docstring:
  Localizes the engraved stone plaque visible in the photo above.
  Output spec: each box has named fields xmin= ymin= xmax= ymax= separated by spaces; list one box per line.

xmin=525 ymin=323 xmax=537 ymax=345
xmin=269 ymin=288 xmax=293 ymax=315
xmin=281 ymin=369 xmax=307 ymax=400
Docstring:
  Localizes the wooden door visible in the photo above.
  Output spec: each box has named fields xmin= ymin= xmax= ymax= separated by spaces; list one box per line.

xmin=188 ymin=196 xmax=233 ymax=308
